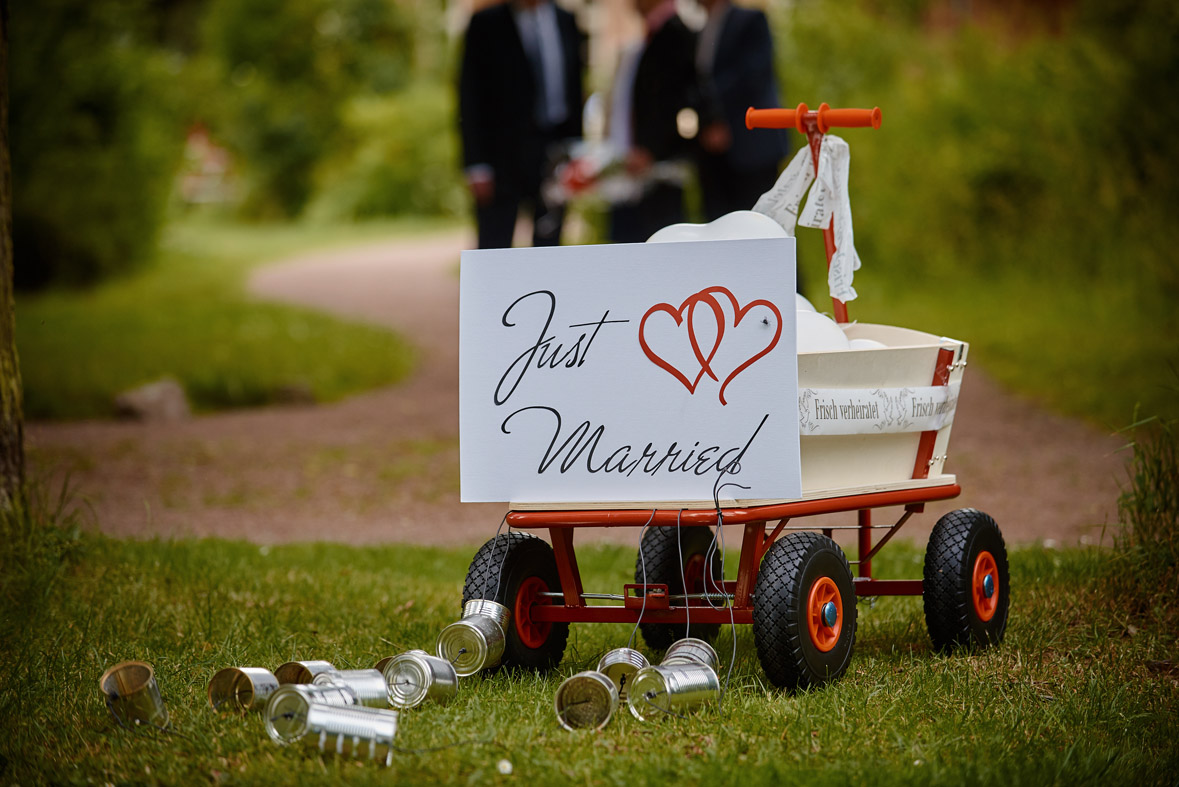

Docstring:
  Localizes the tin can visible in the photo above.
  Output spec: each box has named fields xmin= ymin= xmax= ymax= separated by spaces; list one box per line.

xmin=383 ymin=650 xmax=459 ymax=709
xmin=661 ymin=637 xmax=719 ymax=671
xmin=265 ymin=684 xmax=359 ymax=744
xmin=99 ymin=661 xmax=169 ymax=729
xmin=266 ymin=694 xmax=399 ymax=766
xmin=313 ymin=669 xmax=389 ymax=708
xmin=595 ymin=647 xmax=649 ymax=701
xmin=372 ymin=656 xmax=394 ymax=674
xmin=554 ymin=671 xmax=619 ymax=731
xmin=208 ymin=667 xmax=280 ymax=713
xmin=274 ymin=660 xmax=337 ymax=685
xmin=626 ymin=663 xmax=720 ymax=722
xmin=462 ymin=599 xmax=511 ymax=630
xmin=435 ymin=599 xmax=510 ymax=677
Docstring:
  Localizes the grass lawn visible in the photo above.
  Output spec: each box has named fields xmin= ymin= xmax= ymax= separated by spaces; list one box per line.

xmin=2 ymin=515 xmax=1175 ymax=786
xmin=15 ymin=215 xmax=458 ymax=420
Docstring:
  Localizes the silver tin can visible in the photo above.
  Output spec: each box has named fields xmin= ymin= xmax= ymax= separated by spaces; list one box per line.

xmin=372 ymin=656 xmax=394 ymax=674
xmin=595 ymin=647 xmax=649 ymax=701
xmin=265 ymin=684 xmax=359 ymax=745
xmin=313 ymin=669 xmax=389 ymax=708
xmin=661 ymin=637 xmax=720 ymax=671
xmin=627 ymin=663 xmax=720 ymax=722
xmin=99 ymin=661 xmax=169 ymax=729
xmin=462 ymin=599 xmax=511 ymax=630
xmin=554 ymin=671 xmax=619 ymax=731
xmin=274 ymin=660 xmax=337 ymax=685
xmin=383 ymin=650 xmax=459 ymax=709
xmin=436 ymin=599 xmax=510 ymax=677
xmin=267 ymin=696 xmax=399 ymax=766
xmin=208 ymin=667 xmax=280 ymax=713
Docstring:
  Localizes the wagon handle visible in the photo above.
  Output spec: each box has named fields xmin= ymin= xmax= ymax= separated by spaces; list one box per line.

xmin=744 ymin=102 xmax=882 ymax=325
xmin=745 ymin=103 xmax=882 ymax=134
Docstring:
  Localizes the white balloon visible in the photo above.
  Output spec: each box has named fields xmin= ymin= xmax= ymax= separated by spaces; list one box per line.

xmin=796 ymin=311 xmax=851 ymax=354
xmin=646 ymin=210 xmax=789 ymax=243
xmin=795 ymin=293 xmax=817 ymax=312
xmin=848 ymin=338 xmax=888 ymax=351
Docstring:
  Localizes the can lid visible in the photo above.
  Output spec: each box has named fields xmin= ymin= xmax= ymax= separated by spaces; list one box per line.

xmin=596 ymin=650 xmax=647 ymax=700
xmin=555 ymin=672 xmax=618 ymax=731
xmin=265 ymin=686 xmax=311 ymax=744
xmin=385 ymin=654 xmax=431 ymax=709
xmin=626 ymin=667 xmax=671 ymax=722
xmin=436 ymin=620 xmax=490 ymax=677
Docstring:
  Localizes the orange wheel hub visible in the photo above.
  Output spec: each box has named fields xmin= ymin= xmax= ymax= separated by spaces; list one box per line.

xmin=806 ymin=576 xmax=843 ymax=652
xmin=971 ymin=551 xmax=999 ymax=622
xmin=514 ymin=576 xmax=552 ymax=648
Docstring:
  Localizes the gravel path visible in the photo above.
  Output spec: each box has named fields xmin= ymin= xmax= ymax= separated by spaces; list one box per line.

xmin=26 ymin=229 xmax=1127 ymax=549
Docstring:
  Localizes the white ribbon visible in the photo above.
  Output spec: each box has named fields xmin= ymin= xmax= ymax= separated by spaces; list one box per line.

xmin=754 ymin=136 xmax=863 ymax=303
xmin=798 ymin=135 xmax=861 ymax=303
xmin=798 ymin=383 xmax=960 ymax=436
xmin=751 ymin=146 xmax=814 ymax=238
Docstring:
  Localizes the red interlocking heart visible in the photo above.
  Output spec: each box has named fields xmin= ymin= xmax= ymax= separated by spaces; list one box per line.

xmin=638 ymin=286 xmax=782 ymax=405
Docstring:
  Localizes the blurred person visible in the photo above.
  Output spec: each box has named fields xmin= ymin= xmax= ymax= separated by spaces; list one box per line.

xmin=695 ymin=0 xmax=789 ymax=220
xmin=609 ymin=0 xmax=697 ymax=243
xmin=458 ymin=0 xmax=584 ymax=249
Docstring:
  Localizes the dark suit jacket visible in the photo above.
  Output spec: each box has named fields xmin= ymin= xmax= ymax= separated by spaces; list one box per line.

xmin=458 ymin=2 xmax=583 ymax=198
xmin=631 ymin=15 xmax=697 ymax=163
xmin=700 ymin=6 xmax=788 ymax=172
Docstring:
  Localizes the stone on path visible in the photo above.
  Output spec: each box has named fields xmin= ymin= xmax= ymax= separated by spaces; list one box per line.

xmin=114 ymin=378 xmax=191 ymax=422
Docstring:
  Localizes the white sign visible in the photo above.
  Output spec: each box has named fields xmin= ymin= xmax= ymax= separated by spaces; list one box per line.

xmin=460 ymin=239 xmax=801 ymax=504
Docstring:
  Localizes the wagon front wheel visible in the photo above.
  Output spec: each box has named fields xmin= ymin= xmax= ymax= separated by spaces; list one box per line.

xmin=923 ymin=508 xmax=1010 ymax=652
xmin=753 ymin=532 xmax=857 ymax=690
xmin=461 ymin=532 xmax=569 ymax=672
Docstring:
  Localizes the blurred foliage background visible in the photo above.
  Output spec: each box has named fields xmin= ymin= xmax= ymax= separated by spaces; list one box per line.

xmin=9 ymin=0 xmax=1178 ymax=424
xmin=10 ymin=0 xmax=463 ymax=289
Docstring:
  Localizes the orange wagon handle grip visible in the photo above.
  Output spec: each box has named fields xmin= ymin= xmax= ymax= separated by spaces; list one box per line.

xmin=746 ymin=102 xmax=882 ymax=134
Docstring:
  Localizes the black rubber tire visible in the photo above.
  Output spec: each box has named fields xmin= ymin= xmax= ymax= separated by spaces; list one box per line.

xmin=461 ymin=532 xmax=569 ymax=672
xmin=752 ymin=531 xmax=857 ymax=691
xmin=923 ymin=508 xmax=1010 ymax=652
xmin=633 ymin=526 xmax=723 ymax=651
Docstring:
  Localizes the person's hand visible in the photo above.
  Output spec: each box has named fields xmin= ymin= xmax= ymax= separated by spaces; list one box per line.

xmin=700 ymin=122 xmax=732 ymax=154
xmin=626 ymin=147 xmax=654 ymax=176
xmin=468 ymin=172 xmax=495 ymax=206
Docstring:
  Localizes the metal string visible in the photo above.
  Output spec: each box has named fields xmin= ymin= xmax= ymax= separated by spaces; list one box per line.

xmin=675 ymin=507 xmax=689 ymax=640
xmin=640 ymin=690 xmax=688 ymax=720
xmin=709 ymin=460 xmax=750 ymax=709
xmin=479 ymin=512 xmax=509 ymax=602
xmin=626 ymin=510 xmax=658 ymax=650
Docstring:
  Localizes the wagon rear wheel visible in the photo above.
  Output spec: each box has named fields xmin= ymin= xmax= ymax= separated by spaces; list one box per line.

xmin=752 ymin=532 xmax=857 ymax=690
xmin=923 ymin=508 xmax=1009 ymax=651
xmin=462 ymin=532 xmax=569 ymax=672
xmin=633 ymin=526 xmax=722 ymax=652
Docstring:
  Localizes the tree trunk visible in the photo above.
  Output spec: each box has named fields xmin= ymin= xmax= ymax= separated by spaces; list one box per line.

xmin=0 ymin=0 xmax=25 ymax=506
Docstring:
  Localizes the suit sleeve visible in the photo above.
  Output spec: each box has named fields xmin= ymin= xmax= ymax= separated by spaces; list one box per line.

xmin=714 ymin=12 xmax=778 ymax=123
xmin=558 ymin=12 xmax=585 ymax=141
xmin=458 ymin=14 xmax=491 ymax=170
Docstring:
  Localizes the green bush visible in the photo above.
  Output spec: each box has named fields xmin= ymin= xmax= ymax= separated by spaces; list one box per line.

xmin=770 ymin=2 xmax=1179 ymax=425
xmin=202 ymin=0 xmax=422 ymax=218
xmin=9 ymin=0 xmax=182 ymax=289
xmin=308 ymin=84 xmax=468 ymax=220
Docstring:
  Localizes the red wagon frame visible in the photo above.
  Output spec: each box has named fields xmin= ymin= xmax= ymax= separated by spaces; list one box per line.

xmin=462 ymin=104 xmax=1010 ymax=688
